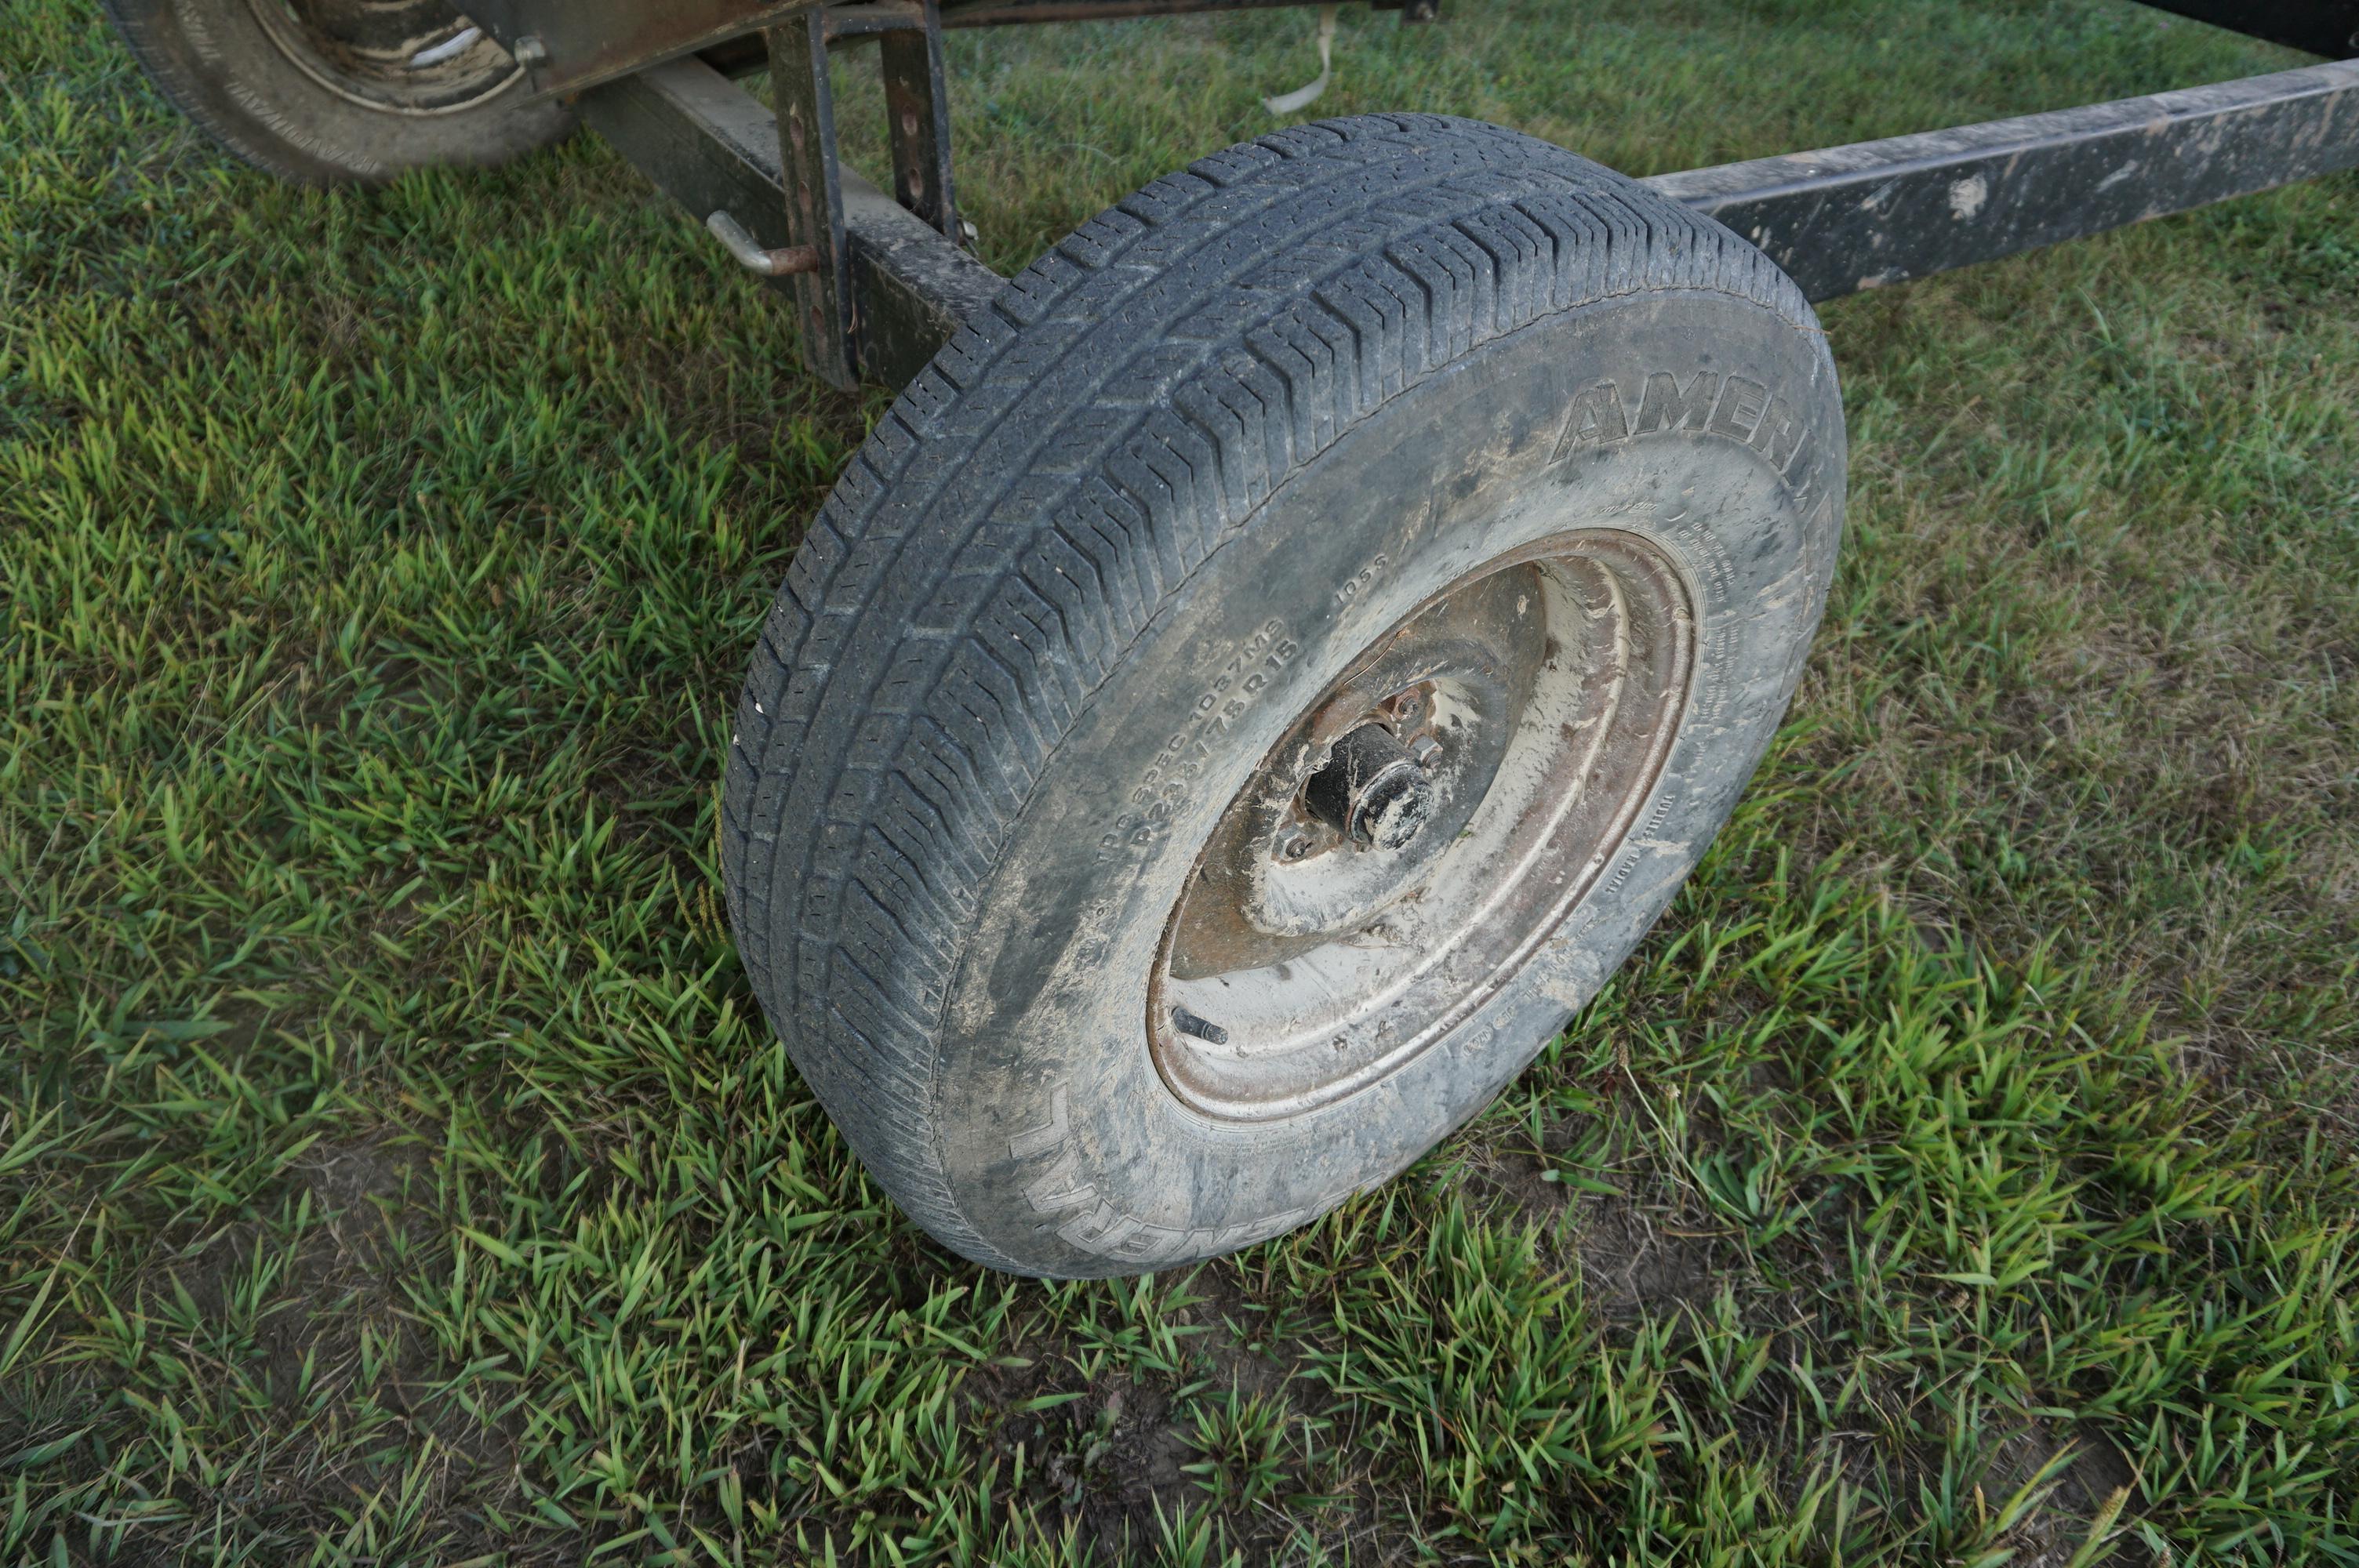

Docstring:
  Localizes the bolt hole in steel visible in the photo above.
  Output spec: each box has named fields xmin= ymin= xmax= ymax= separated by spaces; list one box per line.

xmin=1150 ymin=532 xmax=1694 ymax=1123
xmin=247 ymin=0 xmax=522 ymax=113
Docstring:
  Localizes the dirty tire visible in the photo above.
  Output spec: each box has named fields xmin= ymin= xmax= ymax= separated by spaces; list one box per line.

xmin=104 ymin=0 xmax=570 ymax=183
xmin=723 ymin=116 xmax=1845 ymax=1279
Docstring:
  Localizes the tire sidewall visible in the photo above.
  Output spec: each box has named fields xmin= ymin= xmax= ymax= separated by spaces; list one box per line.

xmin=935 ymin=286 xmax=1842 ymax=1276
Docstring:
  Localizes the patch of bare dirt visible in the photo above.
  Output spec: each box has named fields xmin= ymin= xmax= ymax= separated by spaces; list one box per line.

xmin=1985 ymin=1413 xmax=2149 ymax=1568
xmin=1572 ymin=1191 xmax=1725 ymax=1320
xmin=966 ymin=1350 xmax=1201 ymax=1559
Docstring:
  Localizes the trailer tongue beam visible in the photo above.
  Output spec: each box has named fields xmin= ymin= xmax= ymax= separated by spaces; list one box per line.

xmin=586 ymin=53 xmax=2359 ymax=390
xmin=1645 ymin=58 xmax=2359 ymax=303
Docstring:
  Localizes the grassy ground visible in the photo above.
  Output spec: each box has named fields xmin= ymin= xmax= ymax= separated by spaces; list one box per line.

xmin=4 ymin=0 xmax=2357 ymax=1559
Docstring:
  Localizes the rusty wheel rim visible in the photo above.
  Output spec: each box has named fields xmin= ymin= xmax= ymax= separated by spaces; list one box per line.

xmin=1149 ymin=531 xmax=1696 ymax=1123
xmin=246 ymin=0 xmax=522 ymax=114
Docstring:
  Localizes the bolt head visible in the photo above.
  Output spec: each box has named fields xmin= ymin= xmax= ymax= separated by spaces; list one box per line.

xmin=1409 ymin=734 xmax=1442 ymax=768
xmin=1276 ymin=826 xmax=1313 ymax=862
xmin=512 ymin=34 xmax=547 ymax=66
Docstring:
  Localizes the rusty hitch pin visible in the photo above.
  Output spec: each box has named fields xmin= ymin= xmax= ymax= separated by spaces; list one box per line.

xmin=705 ymin=210 xmax=821 ymax=278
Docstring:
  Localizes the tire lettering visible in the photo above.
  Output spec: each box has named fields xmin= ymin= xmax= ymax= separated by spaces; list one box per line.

xmin=1100 ymin=619 xmax=1296 ymax=863
xmin=1548 ymin=380 xmax=1629 ymax=460
xmin=1633 ymin=371 xmax=1720 ymax=435
xmin=1552 ymin=369 xmax=1816 ymax=492
xmin=1707 ymin=376 xmax=1769 ymax=441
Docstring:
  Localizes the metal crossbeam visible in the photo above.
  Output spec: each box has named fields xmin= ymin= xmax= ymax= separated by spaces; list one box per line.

xmin=590 ymin=56 xmax=2359 ymax=391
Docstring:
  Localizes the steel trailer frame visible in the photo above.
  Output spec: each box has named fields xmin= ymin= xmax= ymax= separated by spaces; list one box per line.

xmin=442 ymin=0 xmax=2359 ymax=397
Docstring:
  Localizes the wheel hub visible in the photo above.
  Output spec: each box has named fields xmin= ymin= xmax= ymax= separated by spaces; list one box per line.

xmin=1150 ymin=532 xmax=1696 ymax=1123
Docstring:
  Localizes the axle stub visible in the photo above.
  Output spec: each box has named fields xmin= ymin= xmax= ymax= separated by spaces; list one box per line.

xmin=1302 ymin=720 xmax=1434 ymax=851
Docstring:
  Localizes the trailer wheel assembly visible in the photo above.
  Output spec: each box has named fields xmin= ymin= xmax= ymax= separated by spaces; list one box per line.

xmin=104 ymin=0 xmax=2359 ymax=1278
xmin=721 ymin=118 xmax=1845 ymax=1276
xmin=104 ymin=0 xmax=569 ymax=183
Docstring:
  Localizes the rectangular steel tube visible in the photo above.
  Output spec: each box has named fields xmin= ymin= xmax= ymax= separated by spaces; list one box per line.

xmin=2119 ymin=0 xmax=2356 ymax=63
xmin=1645 ymin=60 xmax=2359 ymax=303
xmin=581 ymin=57 xmax=1005 ymax=390
xmin=936 ymin=0 xmax=1337 ymax=24
xmin=484 ymin=0 xmax=1340 ymax=97
xmin=467 ymin=0 xmax=816 ymax=100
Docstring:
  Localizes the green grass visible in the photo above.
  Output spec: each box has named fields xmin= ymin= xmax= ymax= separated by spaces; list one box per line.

xmin=4 ymin=0 xmax=2357 ymax=1559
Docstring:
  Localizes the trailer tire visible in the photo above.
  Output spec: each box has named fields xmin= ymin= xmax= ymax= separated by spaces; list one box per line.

xmin=724 ymin=115 xmax=1845 ymax=1278
xmin=103 ymin=0 xmax=569 ymax=184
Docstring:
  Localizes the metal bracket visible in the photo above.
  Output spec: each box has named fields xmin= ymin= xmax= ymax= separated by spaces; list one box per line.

xmin=629 ymin=6 xmax=964 ymax=388
xmin=880 ymin=0 xmax=961 ymax=240
xmin=582 ymin=58 xmax=1003 ymax=390
xmin=769 ymin=14 xmax=859 ymax=388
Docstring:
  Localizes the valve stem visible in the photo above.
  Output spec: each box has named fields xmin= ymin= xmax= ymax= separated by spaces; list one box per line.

xmin=1172 ymin=1007 xmax=1230 ymax=1044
